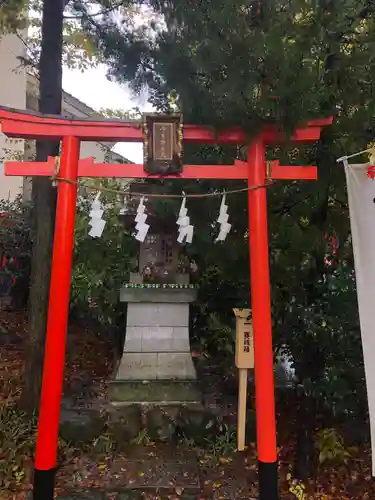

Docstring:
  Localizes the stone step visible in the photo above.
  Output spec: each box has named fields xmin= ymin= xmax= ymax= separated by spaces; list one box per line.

xmin=109 ymin=379 xmax=201 ymax=404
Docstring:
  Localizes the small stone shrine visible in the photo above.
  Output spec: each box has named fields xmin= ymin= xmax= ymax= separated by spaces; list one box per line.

xmin=110 ymin=112 xmax=201 ymax=406
xmin=110 ymin=225 xmax=199 ymax=405
xmin=110 ymin=188 xmax=200 ymax=408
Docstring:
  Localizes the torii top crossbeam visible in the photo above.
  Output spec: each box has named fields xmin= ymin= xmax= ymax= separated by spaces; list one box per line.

xmin=0 ymin=106 xmax=332 ymax=182
xmin=0 ymin=105 xmax=331 ymax=142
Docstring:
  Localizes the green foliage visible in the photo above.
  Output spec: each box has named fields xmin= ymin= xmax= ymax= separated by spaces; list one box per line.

xmin=25 ymin=1 xmax=105 ymax=70
xmin=197 ymin=312 xmax=235 ymax=358
xmin=99 ymin=106 xmax=142 ymax=120
xmin=315 ymin=428 xmax=351 ymax=466
xmin=92 ymin=0 xmax=375 ymax=140
xmin=92 ymin=432 xmax=115 ymax=455
xmin=0 ymin=197 xmax=32 ymax=298
xmin=1 ymin=1 xmax=146 ymax=71
xmin=274 ymin=262 xmax=366 ymax=419
xmin=0 ymin=401 xmax=71 ymax=490
xmin=0 ymin=0 xmax=28 ymax=33
xmin=0 ymin=402 xmax=36 ymax=489
xmin=71 ymin=179 xmax=138 ymax=325
xmin=131 ymin=428 xmax=153 ymax=446
xmin=204 ymin=423 xmax=237 ymax=466
xmin=0 ymin=181 xmax=137 ymax=327
xmin=0 ymin=197 xmax=31 ymax=257
xmin=0 ymin=399 xmax=110 ymax=490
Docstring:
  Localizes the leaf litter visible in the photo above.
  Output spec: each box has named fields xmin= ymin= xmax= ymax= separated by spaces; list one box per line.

xmin=1 ymin=310 xmax=375 ymax=499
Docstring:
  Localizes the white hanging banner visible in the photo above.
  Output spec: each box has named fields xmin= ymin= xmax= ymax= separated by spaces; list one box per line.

xmin=344 ymin=161 xmax=375 ymax=475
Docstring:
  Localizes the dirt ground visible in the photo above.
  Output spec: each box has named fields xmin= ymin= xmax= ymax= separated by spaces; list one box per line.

xmin=1 ymin=309 xmax=375 ymax=499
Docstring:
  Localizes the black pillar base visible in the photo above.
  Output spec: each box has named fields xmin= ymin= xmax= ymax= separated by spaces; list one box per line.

xmin=259 ymin=460 xmax=279 ymax=500
xmin=32 ymin=468 xmax=56 ymax=500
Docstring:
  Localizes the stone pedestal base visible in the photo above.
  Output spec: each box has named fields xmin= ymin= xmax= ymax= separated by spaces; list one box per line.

xmin=113 ymin=287 xmax=200 ymax=406
xmin=109 ymin=379 xmax=201 ymax=405
xmin=116 ymin=352 xmax=197 ymax=380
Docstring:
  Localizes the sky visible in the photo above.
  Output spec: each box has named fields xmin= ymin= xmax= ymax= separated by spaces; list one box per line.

xmin=29 ymin=3 xmax=157 ymax=165
xmin=62 ymin=64 xmax=153 ymax=163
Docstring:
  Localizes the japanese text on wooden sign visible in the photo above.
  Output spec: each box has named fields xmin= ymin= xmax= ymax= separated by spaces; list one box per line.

xmin=233 ymin=308 xmax=254 ymax=369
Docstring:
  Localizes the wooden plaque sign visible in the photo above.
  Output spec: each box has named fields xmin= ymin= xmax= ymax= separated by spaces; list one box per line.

xmin=142 ymin=113 xmax=183 ymax=175
xmin=233 ymin=308 xmax=254 ymax=452
xmin=233 ymin=308 xmax=254 ymax=369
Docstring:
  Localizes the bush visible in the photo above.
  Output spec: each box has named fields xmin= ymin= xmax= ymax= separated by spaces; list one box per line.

xmin=315 ymin=428 xmax=351 ymax=466
xmin=0 ymin=197 xmax=32 ymax=307
xmin=71 ymin=181 xmax=137 ymax=327
xmin=0 ymin=182 xmax=137 ymax=327
xmin=276 ymin=262 xmax=366 ymax=420
xmin=0 ymin=402 xmax=36 ymax=489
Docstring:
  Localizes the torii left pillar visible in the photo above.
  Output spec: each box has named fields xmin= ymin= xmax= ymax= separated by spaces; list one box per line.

xmin=33 ymin=136 xmax=80 ymax=498
xmin=248 ymin=139 xmax=278 ymax=498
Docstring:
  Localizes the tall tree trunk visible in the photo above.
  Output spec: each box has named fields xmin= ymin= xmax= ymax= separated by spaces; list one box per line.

xmin=20 ymin=0 xmax=64 ymax=414
xmin=293 ymin=332 xmax=326 ymax=480
xmin=294 ymin=388 xmax=317 ymax=481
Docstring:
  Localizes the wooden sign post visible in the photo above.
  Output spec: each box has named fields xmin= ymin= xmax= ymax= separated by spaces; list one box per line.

xmin=233 ymin=308 xmax=254 ymax=451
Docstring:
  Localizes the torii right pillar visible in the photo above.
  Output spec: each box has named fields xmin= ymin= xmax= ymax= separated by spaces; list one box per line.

xmin=248 ymin=138 xmax=279 ymax=500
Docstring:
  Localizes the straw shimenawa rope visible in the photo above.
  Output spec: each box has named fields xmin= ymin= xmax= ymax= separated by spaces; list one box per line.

xmin=51 ymin=176 xmax=274 ymax=198
xmin=51 ymin=160 xmax=275 ymax=199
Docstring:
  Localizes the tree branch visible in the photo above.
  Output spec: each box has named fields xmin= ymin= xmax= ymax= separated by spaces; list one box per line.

xmin=272 ymin=197 xmax=307 ymax=216
xmin=332 ymin=197 xmax=348 ymax=209
xmin=63 ymin=0 xmax=125 ymax=19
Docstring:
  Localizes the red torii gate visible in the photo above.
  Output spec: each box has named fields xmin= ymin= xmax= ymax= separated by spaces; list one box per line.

xmin=0 ymin=106 xmax=332 ymax=500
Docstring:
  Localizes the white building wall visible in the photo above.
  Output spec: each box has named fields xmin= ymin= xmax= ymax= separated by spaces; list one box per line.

xmin=61 ymin=97 xmax=111 ymax=163
xmin=0 ymin=33 xmax=27 ymax=201
xmin=0 ymin=63 xmax=126 ymax=202
xmin=26 ymin=75 xmax=114 ymax=163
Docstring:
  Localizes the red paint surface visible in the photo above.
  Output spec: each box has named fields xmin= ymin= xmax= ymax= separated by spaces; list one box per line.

xmin=6 ymin=157 xmax=249 ymax=180
xmin=0 ymin=106 xmax=332 ymax=144
xmin=269 ymin=161 xmax=317 ymax=180
xmin=6 ymin=157 xmax=317 ymax=181
xmin=247 ymin=140 xmax=277 ymax=463
xmin=34 ymin=136 xmax=80 ymax=470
